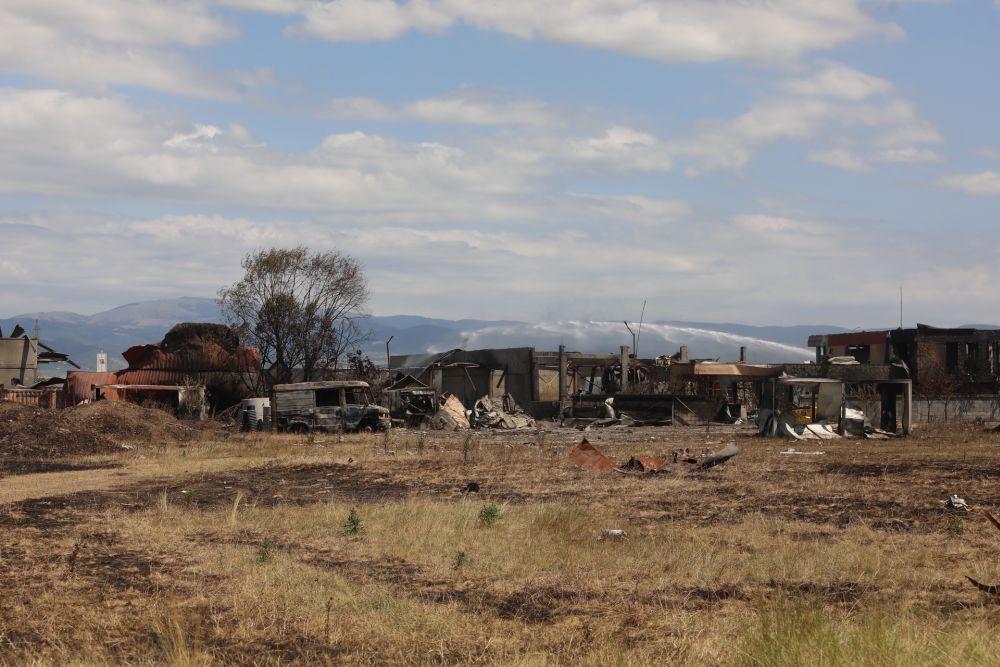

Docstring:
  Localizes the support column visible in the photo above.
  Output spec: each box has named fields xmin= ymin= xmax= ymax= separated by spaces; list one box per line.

xmin=903 ymin=381 xmax=912 ymax=435
xmin=558 ymin=344 xmax=567 ymax=418
xmin=620 ymin=345 xmax=630 ymax=393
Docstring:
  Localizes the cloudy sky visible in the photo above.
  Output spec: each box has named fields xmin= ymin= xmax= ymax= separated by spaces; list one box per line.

xmin=2 ymin=0 xmax=999 ymax=327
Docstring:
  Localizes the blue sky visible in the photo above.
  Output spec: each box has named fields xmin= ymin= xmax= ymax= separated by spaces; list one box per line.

xmin=1 ymin=0 xmax=999 ymax=327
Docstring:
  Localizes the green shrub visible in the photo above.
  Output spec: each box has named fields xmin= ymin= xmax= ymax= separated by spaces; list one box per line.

xmin=256 ymin=538 xmax=275 ymax=564
xmin=478 ymin=504 xmax=503 ymax=527
xmin=342 ymin=507 xmax=364 ymax=535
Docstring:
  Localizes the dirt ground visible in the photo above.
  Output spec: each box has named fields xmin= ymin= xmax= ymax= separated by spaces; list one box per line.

xmin=4 ymin=408 xmax=1000 ymax=665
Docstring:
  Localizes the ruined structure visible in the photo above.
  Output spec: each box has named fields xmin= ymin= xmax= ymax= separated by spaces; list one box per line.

xmin=0 ymin=325 xmax=77 ymax=387
xmin=65 ymin=323 xmax=260 ymax=410
xmin=809 ymin=325 xmax=1000 ymax=390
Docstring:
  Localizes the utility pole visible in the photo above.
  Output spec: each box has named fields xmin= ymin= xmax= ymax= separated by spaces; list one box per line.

xmin=385 ymin=335 xmax=394 ymax=371
xmin=623 ymin=321 xmax=637 ymax=355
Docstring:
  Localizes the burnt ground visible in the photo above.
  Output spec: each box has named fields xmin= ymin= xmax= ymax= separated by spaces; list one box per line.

xmin=4 ymin=422 xmax=1000 ymax=663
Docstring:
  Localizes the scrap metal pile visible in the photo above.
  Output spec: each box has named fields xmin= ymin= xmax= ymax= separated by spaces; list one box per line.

xmin=470 ymin=394 xmax=535 ymax=429
xmin=569 ymin=438 xmax=739 ymax=475
xmin=430 ymin=392 xmax=535 ymax=431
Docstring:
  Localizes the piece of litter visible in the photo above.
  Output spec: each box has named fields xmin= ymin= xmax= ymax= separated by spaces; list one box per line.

xmin=946 ymin=494 xmax=971 ymax=512
xmin=599 ymin=529 xmax=627 ymax=541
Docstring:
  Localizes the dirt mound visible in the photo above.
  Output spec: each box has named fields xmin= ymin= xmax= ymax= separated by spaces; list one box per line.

xmin=0 ymin=400 xmax=195 ymax=458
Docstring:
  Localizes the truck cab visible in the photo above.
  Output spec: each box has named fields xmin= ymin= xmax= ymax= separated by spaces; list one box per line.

xmin=272 ymin=380 xmax=390 ymax=433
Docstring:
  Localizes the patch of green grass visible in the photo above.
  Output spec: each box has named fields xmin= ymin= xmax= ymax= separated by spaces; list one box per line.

xmin=478 ymin=504 xmax=503 ymax=527
xmin=256 ymin=537 xmax=275 ymax=564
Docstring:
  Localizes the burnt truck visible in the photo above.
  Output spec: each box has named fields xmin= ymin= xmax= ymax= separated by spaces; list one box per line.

xmin=271 ymin=381 xmax=390 ymax=433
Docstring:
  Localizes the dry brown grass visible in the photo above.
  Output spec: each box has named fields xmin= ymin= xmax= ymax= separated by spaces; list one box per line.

xmin=4 ymin=421 xmax=1000 ymax=664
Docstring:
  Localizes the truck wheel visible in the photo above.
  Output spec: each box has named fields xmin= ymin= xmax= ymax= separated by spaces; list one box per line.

xmin=289 ymin=423 xmax=309 ymax=434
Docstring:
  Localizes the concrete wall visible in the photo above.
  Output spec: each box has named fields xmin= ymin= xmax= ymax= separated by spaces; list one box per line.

xmin=0 ymin=337 xmax=37 ymax=386
xmin=913 ymin=395 xmax=1000 ymax=422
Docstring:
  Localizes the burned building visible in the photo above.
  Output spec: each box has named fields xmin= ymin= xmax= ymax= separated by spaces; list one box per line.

xmin=65 ymin=323 xmax=260 ymax=411
xmin=390 ymin=345 xmax=777 ymax=423
xmin=0 ymin=324 xmax=77 ymax=387
xmin=390 ymin=348 xmax=539 ymax=409
xmin=809 ymin=325 xmax=1000 ymax=392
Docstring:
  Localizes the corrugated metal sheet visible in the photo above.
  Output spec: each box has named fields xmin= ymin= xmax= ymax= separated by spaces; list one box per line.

xmin=65 ymin=371 xmax=119 ymax=405
xmin=121 ymin=343 xmax=260 ymax=372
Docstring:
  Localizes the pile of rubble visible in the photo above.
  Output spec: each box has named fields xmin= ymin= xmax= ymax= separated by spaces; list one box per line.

xmin=471 ymin=394 xmax=535 ymax=429
xmin=429 ymin=392 xmax=535 ymax=431
xmin=0 ymin=400 xmax=195 ymax=458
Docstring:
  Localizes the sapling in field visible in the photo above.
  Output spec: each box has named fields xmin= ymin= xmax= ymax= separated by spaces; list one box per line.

xmin=342 ymin=507 xmax=364 ymax=535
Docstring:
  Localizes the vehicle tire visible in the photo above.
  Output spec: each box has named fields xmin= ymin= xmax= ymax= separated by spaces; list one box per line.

xmin=289 ymin=423 xmax=309 ymax=435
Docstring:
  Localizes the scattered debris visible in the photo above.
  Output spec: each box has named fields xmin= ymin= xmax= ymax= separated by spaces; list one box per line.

xmin=599 ymin=529 xmax=627 ymax=541
xmin=568 ymin=438 xmax=617 ymax=471
xmin=569 ymin=439 xmax=739 ymax=474
xmin=782 ymin=423 xmax=841 ymax=440
xmin=780 ymin=448 xmax=825 ymax=455
xmin=471 ymin=394 xmax=535 ymax=429
xmin=698 ymin=443 xmax=740 ymax=469
xmin=864 ymin=428 xmax=900 ymax=440
xmin=430 ymin=393 xmax=471 ymax=431
xmin=968 ymin=510 xmax=1000 ymax=594
xmin=945 ymin=494 xmax=971 ymax=512
xmin=462 ymin=481 xmax=481 ymax=494
xmin=617 ymin=455 xmax=668 ymax=474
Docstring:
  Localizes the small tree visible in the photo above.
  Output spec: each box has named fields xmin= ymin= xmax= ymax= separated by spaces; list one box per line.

xmin=916 ymin=360 xmax=962 ymax=422
xmin=347 ymin=350 xmax=387 ymax=401
xmin=219 ymin=247 xmax=371 ymax=392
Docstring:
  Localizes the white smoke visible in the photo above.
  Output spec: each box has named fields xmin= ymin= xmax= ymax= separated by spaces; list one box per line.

xmin=457 ymin=320 xmax=813 ymax=363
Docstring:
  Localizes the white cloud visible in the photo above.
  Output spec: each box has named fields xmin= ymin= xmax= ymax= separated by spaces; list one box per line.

xmin=0 ymin=1 xmax=271 ymax=98
xmin=808 ymin=145 xmax=942 ymax=171
xmin=569 ymin=194 xmax=691 ymax=226
xmin=972 ymin=147 xmax=1000 ymax=160
xmin=290 ymin=1 xmax=903 ymax=63
xmin=0 ymin=88 xmax=679 ymax=226
xmin=781 ymin=62 xmax=893 ymax=101
xmin=5 ymin=0 xmax=233 ymax=47
xmin=211 ymin=0 xmax=307 ymax=12
xmin=669 ymin=65 xmax=940 ymax=174
xmin=292 ymin=0 xmax=452 ymax=41
xmin=732 ymin=214 xmax=825 ymax=235
xmin=808 ymin=148 xmax=872 ymax=171
xmin=938 ymin=172 xmax=1000 ymax=197
xmin=5 ymin=203 xmax=995 ymax=327
xmin=326 ymin=90 xmax=555 ymax=126
xmin=872 ymin=146 xmax=943 ymax=164
xmin=561 ymin=126 xmax=672 ymax=171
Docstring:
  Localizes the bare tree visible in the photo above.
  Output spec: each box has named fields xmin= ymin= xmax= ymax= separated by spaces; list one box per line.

xmin=219 ymin=247 xmax=371 ymax=391
xmin=916 ymin=359 xmax=962 ymax=422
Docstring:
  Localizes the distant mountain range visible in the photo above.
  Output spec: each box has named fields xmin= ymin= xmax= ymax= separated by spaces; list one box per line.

xmin=7 ymin=296 xmax=966 ymax=373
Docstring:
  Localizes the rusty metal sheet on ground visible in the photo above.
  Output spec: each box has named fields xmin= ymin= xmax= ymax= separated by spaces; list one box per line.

xmin=619 ymin=456 xmax=666 ymax=473
xmin=569 ymin=438 xmax=616 ymax=471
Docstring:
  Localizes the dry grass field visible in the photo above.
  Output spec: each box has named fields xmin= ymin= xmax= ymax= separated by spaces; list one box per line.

xmin=4 ymin=403 xmax=1000 ymax=665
